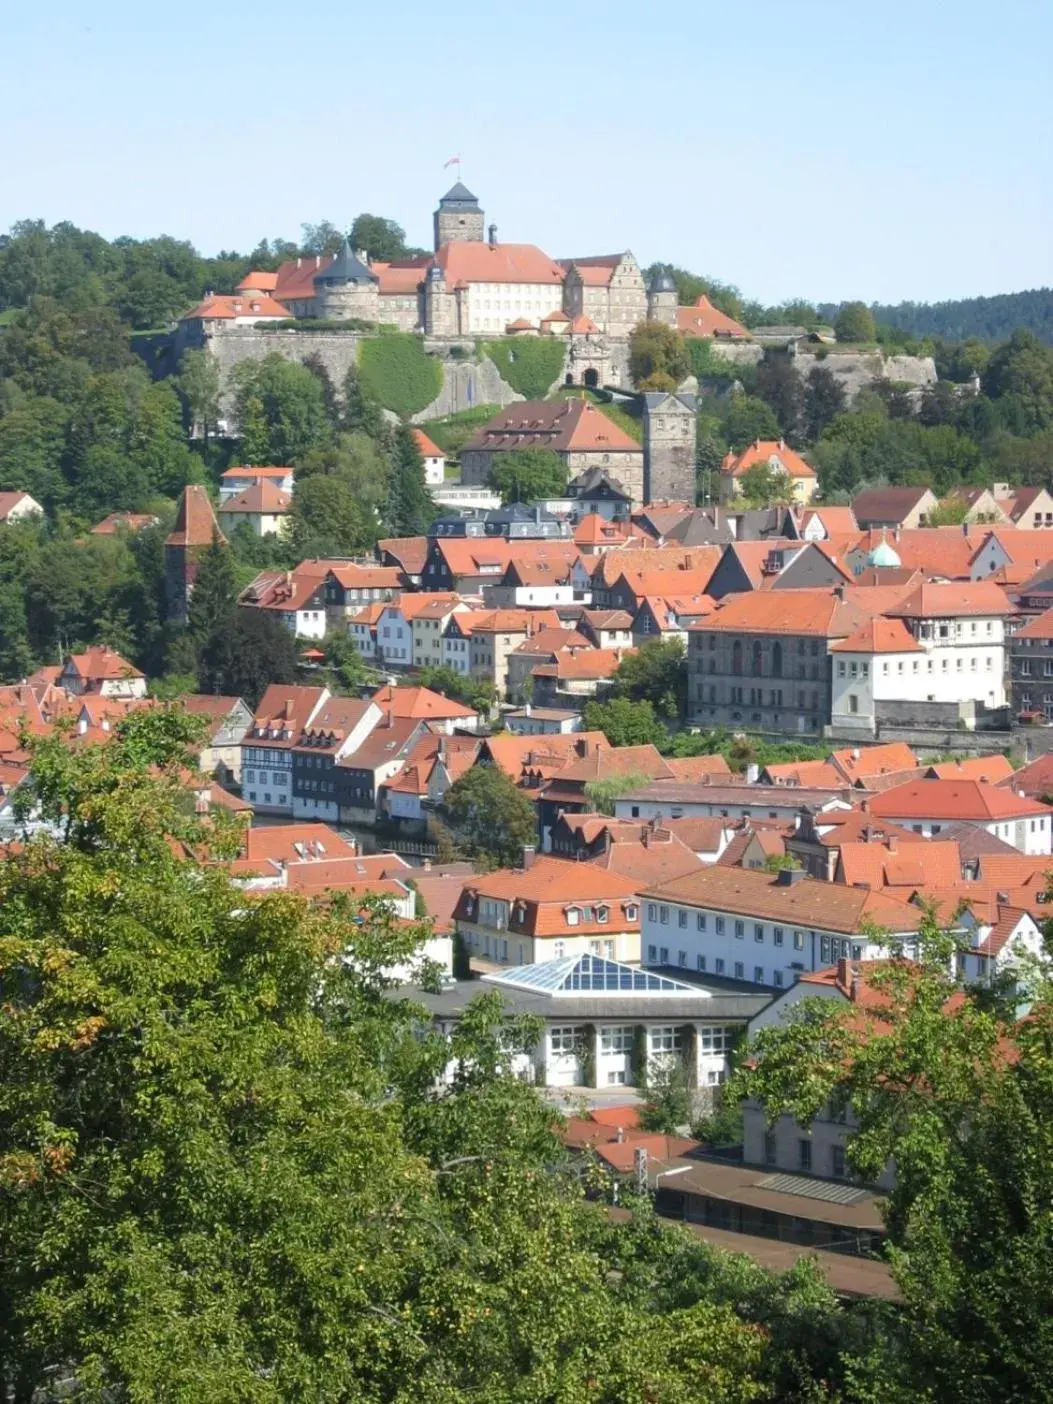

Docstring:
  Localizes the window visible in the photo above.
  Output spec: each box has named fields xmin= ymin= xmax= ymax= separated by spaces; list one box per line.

xmin=793 ymin=929 xmax=805 ymax=950
xmin=659 ymin=905 xmax=669 ymax=925
xmin=754 ymin=965 xmax=764 ymax=982
xmin=715 ymin=958 xmax=725 ymax=975
xmin=647 ymin=944 xmax=658 ymax=963
xmin=600 ymin=1025 xmax=633 ymax=1054
xmin=625 ymin=904 xmax=638 ymax=921
xmin=565 ymin=907 xmax=579 ymax=926
xmin=831 ymin=1144 xmax=846 ymax=1178
xmin=696 ymin=954 xmax=707 ymax=972
xmin=596 ymin=906 xmax=609 ymax=924
xmin=553 ymin=941 xmax=566 ymax=959
xmin=650 ymin=1026 xmax=680 ymax=1054
xmin=773 ymin=926 xmax=784 ymax=946
xmin=733 ymin=961 xmax=744 ymax=979
xmin=659 ymin=946 xmax=669 ymax=964
xmin=549 ymin=1026 xmax=578 ymax=1055
xmin=734 ymin=920 xmax=745 ymax=939
xmin=678 ymin=949 xmax=687 ymax=967
xmin=696 ymin=913 xmax=707 ymax=931
xmin=647 ymin=903 xmax=657 ymax=921
xmin=798 ymin=1139 xmax=812 ymax=1172
xmin=678 ymin=909 xmax=688 ymax=929
xmin=606 ymin=1070 xmax=626 ymax=1085
xmin=774 ymin=970 xmax=784 ymax=987
xmin=699 ymin=1025 xmax=734 ymax=1054
xmin=764 ymin=1132 xmax=777 ymax=1166
xmin=715 ymin=917 xmax=725 ymax=935
xmin=754 ymin=923 xmax=764 ymax=942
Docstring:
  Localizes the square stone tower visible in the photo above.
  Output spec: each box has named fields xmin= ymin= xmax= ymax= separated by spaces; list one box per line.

xmin=434 ymin=182 xmax=484 ymax=250
xmin=642 ymin=392 xmax=697 ymax=505
xmin=165 ymin=485 xmax=225 ymax=624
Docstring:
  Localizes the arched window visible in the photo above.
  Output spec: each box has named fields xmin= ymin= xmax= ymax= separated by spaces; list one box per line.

xmin=751 ymin=642 xmax=763 ymax=677
xmin=772 ymin=641 xmax=783 ymax=677
xmin=731 ymin=640 xmax=743 ymax=676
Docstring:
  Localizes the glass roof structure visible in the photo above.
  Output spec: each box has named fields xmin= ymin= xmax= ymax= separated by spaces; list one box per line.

xmin=485 ymin=954 xmax=709 ymax=998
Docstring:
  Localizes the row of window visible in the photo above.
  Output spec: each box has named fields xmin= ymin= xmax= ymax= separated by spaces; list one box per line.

xmin=764 ymin=1134 xmax=845 ymax=1178
xmin=244 ymin=770 xmax=287 ymax=786
xmin=646 ymin=904 xmax=807 ymax=949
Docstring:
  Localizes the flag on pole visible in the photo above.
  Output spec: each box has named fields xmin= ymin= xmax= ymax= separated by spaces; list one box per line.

xmin=443 ymin=155 xmax=461 ymax=170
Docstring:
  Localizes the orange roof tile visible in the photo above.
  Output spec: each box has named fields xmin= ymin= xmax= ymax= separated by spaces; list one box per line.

xmin=64 ymin=645 xmax=143 ymax=683
xmin=927 ymin=755 xmax=1015 ymax=784
xmin=885 ymin=580 xmax=1011 ymax=619
xmin=181 ymin=292 xmax=290 ymax=322
xmin=236 ymin=270 xmax=279 ymax=293
xmin=463 ymin=400 xmax=639 ymax=456
xmin=870 ymin=778 xmax=1052 ymax=822
xmin=676 ymin=294 xmax=750 ymax=340
xmin=435 ymin=241 xmax=564 ymax=286
xmin=369 ymin=683 xmax=476 ymax=720
xmin=830 ymin=616 xmax=923 ymax=653
xmin=831 ymin=743 xmax=918 ymax=784
xmin=722 ymin=440 xmax=816 ymax=479
xmin=690 ymin=588 xmax=869 ymax=638
xmin=219 ymin=481 xmax=292 ymax=514
xmin=166 ymin=485 xmax=224 ymax=549
xmin=455 ymin=857 xmax=642 ymax=936
xmin=90 ymin=512 xmax=157 ymax=536
xmin=412 ymin=428 xmax=443 ymax=458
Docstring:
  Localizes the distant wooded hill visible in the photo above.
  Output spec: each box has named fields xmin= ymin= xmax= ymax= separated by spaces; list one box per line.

xmin=820 ymin=289 xmax=1053 ymax=345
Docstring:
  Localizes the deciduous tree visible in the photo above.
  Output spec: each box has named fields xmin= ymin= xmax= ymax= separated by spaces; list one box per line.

xmin=444 ymin=764 xmax=537 ymax=869
xmin=629 ymin=322 xmax=690 ymax=390
xmin=487 ymin=448 xmax=567 ymax=504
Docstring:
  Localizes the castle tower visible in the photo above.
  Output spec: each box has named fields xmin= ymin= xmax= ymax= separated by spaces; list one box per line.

xmin=642 ymin=392 xmax=697 ymax=505
xmin=312 ymin=240 xmax=380 ymax=321
xmin=646 ymin=269 xmax=678 ymax=327
xmin=165 ymin=485 xmax=225 ymax=624
xmin=424 ymin=264 xmax=458 ymax=336
xmin=433 ymin=182 xmax=484 ymax=250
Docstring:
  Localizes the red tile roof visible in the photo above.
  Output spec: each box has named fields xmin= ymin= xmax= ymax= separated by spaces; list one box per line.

xmin=455 ymin=857 xmax=642 ymax=936
xmin=927 ymin=755 xmax=1015 ymax=784
xmin=722 ymin=440 xmax=816 ymax=479
xmin=90 ymin=512 xmax=157 ymax=536
xmin=830 ymin=616 xmax=922 ymax=653
xmin=885 ymin=580 xmax=1011 ymax=619
xmin=219 ymin=481 xmax=292 ymax=514
xmin=831 ymin=743 xmax=918 ymax=785
xmin=463 ymin=399 xmax=640 ymax=455
xmin=412 ymin=428 xmax=444 ymax=459
xmin=236 ymin=271 xmax=279 ymax=293
xmin=369 ymin=683 xmax=476 ymax=720
xmin=677 ymin=295 xmax=750 ymax=340
xmin=64 ymin=645 xmax=143 ymax=683
xmin=869 ymin=778 xmax=1053 ymax=822
xmin=690 ymin=588 xmax=869 ymax=637
xmin=181 ymin=293 xmax=290 ymax=322
xmin=166 ymin=485 xmax=224 ymax=549
xmin=435 ymin=241 xmax=564 ymax=286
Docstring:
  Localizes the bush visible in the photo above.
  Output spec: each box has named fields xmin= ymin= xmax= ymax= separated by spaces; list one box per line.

xmin=358 ymin=333 xmax=443 ymax=416
xmin=484 ymin=338 xmax=566 ymax=399
xmin=686 ymin=337 xmax=744 ymax=384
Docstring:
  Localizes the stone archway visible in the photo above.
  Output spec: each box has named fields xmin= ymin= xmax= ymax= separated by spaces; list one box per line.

xmin=583 ymin=367 xmax=599 ymax=389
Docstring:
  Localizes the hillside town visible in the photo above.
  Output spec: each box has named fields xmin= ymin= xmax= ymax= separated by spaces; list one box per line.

xmin=3 ymin=25 xmax=1053 ymax=1380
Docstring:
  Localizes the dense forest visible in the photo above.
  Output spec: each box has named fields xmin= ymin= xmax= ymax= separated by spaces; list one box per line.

xmin=862 ymin=288 xmax=1053 ymax=346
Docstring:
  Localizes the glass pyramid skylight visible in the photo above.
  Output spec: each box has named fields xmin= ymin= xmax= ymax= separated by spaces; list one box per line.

xmin=486 ymin=954 xmax=708 ymax=997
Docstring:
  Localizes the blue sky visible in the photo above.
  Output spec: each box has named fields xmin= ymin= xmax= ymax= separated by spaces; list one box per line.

xmin=4 ymin=0 xmax=1050 ymax=306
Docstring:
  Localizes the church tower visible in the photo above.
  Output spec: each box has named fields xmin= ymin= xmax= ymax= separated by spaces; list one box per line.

xmin=433 ymin=182 xmax=484 ymax=250
xmin=165 ymin=485 xmax=225 ymax=624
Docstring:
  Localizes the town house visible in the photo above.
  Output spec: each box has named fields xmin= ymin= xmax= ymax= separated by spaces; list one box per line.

xmin=242 ymin=685 xmax=330 ymax=813
xmin=289 ymin=697 xmax=385 ymax=822
xmin=1009 ymin=606 xmax=1053 ymax=721
xmin=58 ymin=646 xmax=147 ymax=700
xmin=453 ymin=857 xmax=644 ymax=966
xmin=868 ymin=778 xmax=1053 ymax=855
xmin=638 ymin=865 xmax=925 ymax=990
xmin=687 ymin=589 xmax=870 ymax=736
xmin=410 ymin=597 xmax=470 ymax=670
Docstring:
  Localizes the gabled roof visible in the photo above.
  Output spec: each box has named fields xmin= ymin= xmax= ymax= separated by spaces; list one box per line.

xmin=218 ymin=481 xmax=292 ymax=514
xmin=998 ymin=753 xmax=1053 ymax=800
xmin=722 ymin=440 xmax=816 ymax=479
xmin=90 ymin=512 xmax=158 ymax=536
xmin=463 ymin=399 xmax=640 ymax=455
xmin=870 ymin=778 xmax=1053 ymax=822
xmin=435 ymin=241 xmax=564 ymax=286
xmin=830 ymin=742 xmax=918 ymax=785
xmin=690 ymin=588 xmax=869 ymax=638
xmin=63 ymin=645 xmax=143 ymax=683
xmin=927 ymin=755 xmax=1015 ymax=784
xmin=236 ymin=270 xmax=279 ymax=293
xmin=885 ymin=580 xmax=1011 ymax=619
xmin=220 ymin=464 xmax=293 ymax=481
xmin=378 ymin=536 xmax=429 ymax=577
xmin=486 ymin=953 xmax=696 ymax=996
xmin=456 ymin=859 xmax=642 ymax=936
xmin=181 ymin=292 xmax=290 ymax=322
xmin=369 ymin=683 xmax=476 ymax=721
xmin=249 ymin=685 xmax=328 ymax=747
xmin=676 ymin=294 xmax=750 ymax=340
xmin=339 ymin=716 xmax=421 ymax=771
xmin=837 ymin=838 xmax=963 ymax=891
xmin=166 ymin=485 xmax=224 ymax=549
xmin=1009 ymin=607 xmax=1053 ymax=640
xmin=642 ymin=865 xmax=924 ymax=935
xmin=851 ymin=486 xmax=934 ymax=523
xmin=412 ymin=428 xmax=444 ymax=458
xmin=829 ymin=617 xmax=922 ymax=653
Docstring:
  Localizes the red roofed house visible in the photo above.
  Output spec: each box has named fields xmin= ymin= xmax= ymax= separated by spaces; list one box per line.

xmin=165 ymin=485 xmax=225 ymax=624
xmin=676 ymin=294 xmax=751 ymax=341
xmin=454 ymin=855 xmax=644 ymax=966
xmin=219 ymin=465 xmax=295 ymax=501
xmin=0 ymin=491 xmax=44 ymax=524
xmin=412 ymin=428 xmax=446 ymax=486
xmin=869 ymin=778 xmax=1052 ymax=855
xmin=239 ymin=561 xmax=330 ymax=639
xmin=459 ymin=399 xmax=644 ymax=506
xmin=177 ymin=292 xmax=290 ymax=349
xmin=90 ymin=512 xmax=158 ymax=536
xmin=830 ymin=580 xmax=1010 ymax=737
xmin=59 ymin=646 xmax=147 ymax=700
xmin=719 ymin=440 xmax=818 ymax=505
xmin=217 ymin=480 xmax=292 ymax=538
xmin=368 ymin=682 xmax=481 ymax=734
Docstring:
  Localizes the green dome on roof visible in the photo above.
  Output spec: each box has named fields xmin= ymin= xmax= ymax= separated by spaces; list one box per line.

xmin=868 ymin=536 xmax=901 ymax=568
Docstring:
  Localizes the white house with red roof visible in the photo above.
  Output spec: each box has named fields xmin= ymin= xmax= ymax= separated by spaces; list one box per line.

xmin=869 ymin=778 xmax=1052 ymax=855
xmin=829 ymin=581 xmax=1010 ymax=736
xmin=412 ymin=428 xmax=446 ymax=486
xmin=217 ymin=480 xmax=292 ymax=538
xmin=219 ymin=465 xmax=295 ymax=502
xmin=0 ymin=491 xmax=44 ymax=524
xmin=59 ymin=646 xmax=147 ymax=700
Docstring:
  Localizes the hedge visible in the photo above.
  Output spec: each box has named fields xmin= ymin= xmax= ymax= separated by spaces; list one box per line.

xmin=484 ymin=337 xmax=566 ymax=400
xmin=358 ymin=333 xmax=444 ymax=417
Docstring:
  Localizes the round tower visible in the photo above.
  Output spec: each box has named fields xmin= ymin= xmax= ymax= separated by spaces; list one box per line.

xmin=433 ymin=182 xmax=484 ymax=250
xmin=647 ymin=269 xmax=678 ymax=327
xmin=424 ymin=263 xmax=457 ymax=336
xmin=312 ymin=240 xmax=380 ymax=322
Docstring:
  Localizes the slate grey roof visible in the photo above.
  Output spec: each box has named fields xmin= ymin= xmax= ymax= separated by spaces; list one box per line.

xmin=568 ymin=467 xmax=631 ymax=499
xmin=314 ymin=239 xmax=378 ymax=285
xmin=439 ymin=182 xmax=480 ymax=207
xmin=395 ymin=971 xmax=772 ymax=1022
xmin=649 ymin=270 xmax=676 ymax=293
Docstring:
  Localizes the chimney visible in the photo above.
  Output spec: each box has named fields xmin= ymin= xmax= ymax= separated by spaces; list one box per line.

xmin=997 ymin=889 xmax=1009 ymax=904
xmin=774 ymin=867 xmax=805 ymax=886
xmin=837 ymin=955 xmax=850 ymax=987
xmin=522 ymin=844 xmax=536 ymax=870
xmin=833 ymin=585 xmax=845 ymax=601
xmin=488 ymin=223 xmax=498 ymax=248
xmin=852 ymin=747 xmax=861 ymax=761
xmin=887 ymin=833 xmax=898 ymax=853
xmin=615 ymin=1126 xmax=625 ymax=1143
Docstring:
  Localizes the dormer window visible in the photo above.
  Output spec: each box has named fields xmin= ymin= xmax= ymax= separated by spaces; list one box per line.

xmin=624 ymin=904 xmax=638 ymax=921
xmin=596 ymin=906 xmax=609 ymax=924
xmin=565 ymin=906 xmax=580 ymax=926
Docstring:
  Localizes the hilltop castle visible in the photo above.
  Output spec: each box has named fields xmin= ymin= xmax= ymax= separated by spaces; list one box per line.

xmin=181 ymin=182 xmax=752 ymax=359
